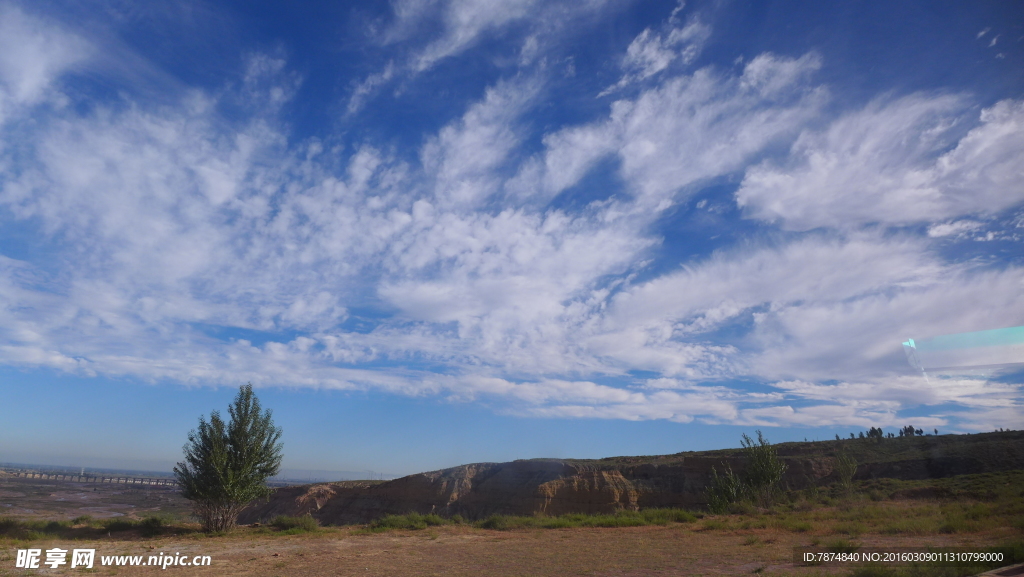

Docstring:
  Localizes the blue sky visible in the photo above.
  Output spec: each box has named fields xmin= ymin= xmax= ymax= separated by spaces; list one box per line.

xmin=0 ymin=0 xmax=1022 ymax=476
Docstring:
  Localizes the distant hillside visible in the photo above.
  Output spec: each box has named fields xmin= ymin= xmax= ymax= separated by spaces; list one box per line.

xmin=239 ymin=430 xmax=1024 ymax=525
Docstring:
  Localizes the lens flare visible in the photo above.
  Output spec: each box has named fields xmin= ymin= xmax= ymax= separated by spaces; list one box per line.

xmin=903 ymin=326 xmax=1024 ymax=378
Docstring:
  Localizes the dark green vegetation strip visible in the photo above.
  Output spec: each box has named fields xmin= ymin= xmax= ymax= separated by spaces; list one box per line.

xmin=357 ymin=508 xmax=698 ymax=533
xmin=0 ymin=514 xmax=173 ymax=540
xmin=268 ymin=514 xmax=320 ymax=534
xmin=557 ymin=430 xmax=1024 ymax=472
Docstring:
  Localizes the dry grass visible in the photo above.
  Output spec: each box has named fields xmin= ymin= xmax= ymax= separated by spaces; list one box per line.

xmin=2 ymin=470 xmax=1022 ymax=576
xmin=2 ymin=519 xmax=1019 ymax=577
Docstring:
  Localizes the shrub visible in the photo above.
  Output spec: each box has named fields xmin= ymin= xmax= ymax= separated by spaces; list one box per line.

xmin=834 ymin=449 xmax=858 ymax=494
xmin=476 ymin=515 xmax=519 ymax=530
xmin=704 ymin=431 xmax=788 ymax=512
xmin=471 ymin=509 xmax=696 ymax=531
xmin=0 ymin=518 xmax=20 ymax=535
xmin=742 ymin=431 xmax=788 ymax=508
xmin=0 ymin=518 xmax=77 ymax=540
xmin=705 ymin=464 xmax=743 ymax=514
xmin=140 ymin=516 xmax=164 ymax=537
xmin=270 ymin=515 xmax=319 ymax=532
xmin=43 ymin=521 xmax=70 ymax=534
xmin=368 ymin=512 xmax=447 ymax=531
xmin=103 ymin=518 xmax=136 ymax=532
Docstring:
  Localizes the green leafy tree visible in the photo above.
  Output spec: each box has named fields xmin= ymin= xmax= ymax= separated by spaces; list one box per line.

xmin=174 ymin=384 xmax=283 ymax=532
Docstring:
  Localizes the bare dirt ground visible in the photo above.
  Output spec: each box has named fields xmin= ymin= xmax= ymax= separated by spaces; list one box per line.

xmin=2 ymin=522 xmax=1019 ymax=577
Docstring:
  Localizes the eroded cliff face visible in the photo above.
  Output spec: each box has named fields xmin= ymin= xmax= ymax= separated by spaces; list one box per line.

xmin=237 ymin=431 xmax=1024 ymax=526
xmin=239 ymin=456 xmax=815 ymax=525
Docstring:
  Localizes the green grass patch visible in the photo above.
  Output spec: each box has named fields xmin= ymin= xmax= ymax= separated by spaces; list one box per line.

xmin=475 ymin=509 xmax=696 ymax=531
xmin=824 ymin=538 xmax=860 ymax=554
xmin=782 ymin=519 xmax=814 ymax=533
xmin=102 ymin=518 xmax=137 ymax=532
xmin=353 ymin=508 xmax=700 ymax=533
xmin=364 ymin=512 xmax=450 ymax=532
xmin=832 ymin=522 xmax=867 ymax=536
xmin=139 ymin=516 xmax=165 ymax=537
xmin=700 ymin=518 xmax=729 ymax=531
xmin=878 ymin=518 xmax=933 ymax=535
xmin=0 ymin=517 xmax=74 ymax=540
xmin=270 ymin=515 xmax=319 ymax=533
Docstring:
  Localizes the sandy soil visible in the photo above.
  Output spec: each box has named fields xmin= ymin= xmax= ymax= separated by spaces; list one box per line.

xmin=3 ymin=524 xmax=1016 ymax=577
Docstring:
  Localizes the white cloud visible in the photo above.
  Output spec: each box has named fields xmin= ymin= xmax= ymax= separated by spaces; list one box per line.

xmin=421 ymin=76 xmax=540 ymax=208
xmin=616 ymin=54 xmax=823 ymax=205
xmin=746 ymin=264 xmax=1024 ymax=382
xmin=516 ymin=52 xmax=825 ymax=205
xmin=599 ymin=16 xmax=711 ymax=96
xmin=347 ymin=0 xmax=618 ymax=113
xmin=383 ymin=0 xmax=616 ymax=73
xmin=0 ymin=4 xmax=91 ymax=126
xmin=739 ymin=52 xmax=822 ymax=98
xmin=736 ymin=96 xmax=1024 ymax=230
xmin=607 ymin=235 xmax=937 ymax=338
xmin=600 ymin=230 xmax=1024 ymax=387
xmin=749 ymin=376 xmax=1022 ymax=430
xmin=345 ymin=61 xmax=395 ymax=115
xmin=927 ymin=219 xmax=983 ymax=238
xmin=405 ymin=0 xmax=538 ymax=71
xmin=0 ymin=4 xmax=1019 ymax=435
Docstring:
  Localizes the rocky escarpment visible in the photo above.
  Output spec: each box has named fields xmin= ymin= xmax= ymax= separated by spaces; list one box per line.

xmin=238 ymin=430 xmax=1024 ymax=526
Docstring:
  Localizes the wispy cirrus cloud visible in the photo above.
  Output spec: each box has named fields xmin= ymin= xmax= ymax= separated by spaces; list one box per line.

xmin=346 ymin=0 xmax=620 ymax=113
xmin=511 ymin=51 xmax=826 ymax=207
xmin=0 ymin=3 xmax=90 ymax=125
xmin=736 ymin=95 xmax=1024 ymax=230
xmin=598 ymin=14 xmax=711 ymax=96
